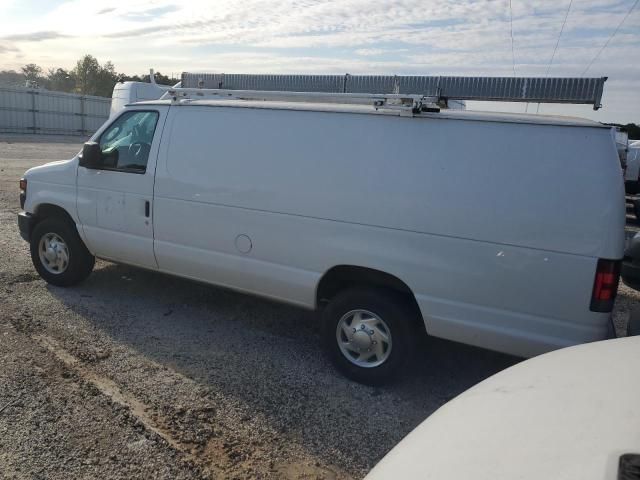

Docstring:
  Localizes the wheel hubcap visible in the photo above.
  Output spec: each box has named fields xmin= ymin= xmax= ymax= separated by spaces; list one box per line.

xmin=336 ymin=309 xmax=392 ymax=368
xmin=38 ymin=233 xmax=69 ymax=274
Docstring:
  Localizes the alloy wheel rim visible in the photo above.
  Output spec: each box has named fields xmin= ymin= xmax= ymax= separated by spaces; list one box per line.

xmin=38 ymin=233 xmax=69 ymax=274
xmin=336 ymin=309 xmax=392 ymax=368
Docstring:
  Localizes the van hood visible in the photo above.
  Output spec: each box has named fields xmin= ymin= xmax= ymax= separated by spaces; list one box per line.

xmin=365 ymin=336 xmax=640 ymax=480
xmin=25 ymin=156 xmax=79 ymax=185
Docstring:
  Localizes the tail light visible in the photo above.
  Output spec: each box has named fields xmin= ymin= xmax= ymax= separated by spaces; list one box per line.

xmin=590 ymin=259 xmax=621 ymax=312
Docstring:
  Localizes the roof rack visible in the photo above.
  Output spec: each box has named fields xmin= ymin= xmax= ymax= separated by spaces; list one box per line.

xmin=160 ymin=87 xmax=442 ymax=115
xmin=181 ymin=73 xmax=608 ymax=110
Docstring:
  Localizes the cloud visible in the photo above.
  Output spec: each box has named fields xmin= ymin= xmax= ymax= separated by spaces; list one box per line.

xmin=120 ymin=5 xmax=180 ymax=22
xmin=102 ymin=18 xmax=208 ymax=38
xmin=2 ymin=30 xmax=68 ymax=42
xmin=97 ymin=7 xmax=116 ymax=15
xmin=102 ymin=24 xmax=169 ymax=38
xmin=354 ymin=48 xmax=408 ymax=57
xmin=0 ymin=43 xmax=18 ymax=53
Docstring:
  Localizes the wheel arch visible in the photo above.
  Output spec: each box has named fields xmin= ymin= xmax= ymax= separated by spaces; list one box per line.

xmin=26 ymin=203 xmax=81 ymax=244
xmin=33 ymin=203 xmax=76 ymax=226
xmin=315 ymin=265 xmax=425 ymax=331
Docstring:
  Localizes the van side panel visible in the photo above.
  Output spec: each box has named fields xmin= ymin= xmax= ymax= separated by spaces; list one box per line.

xmin=153 ymin=105 xmax=624 ymax=356
xmin=158 ymin=107 xmax=624 ymax=257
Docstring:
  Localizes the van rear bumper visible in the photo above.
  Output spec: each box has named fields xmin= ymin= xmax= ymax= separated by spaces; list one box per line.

xmin=18 ymin=212 xmax=35 ymax=242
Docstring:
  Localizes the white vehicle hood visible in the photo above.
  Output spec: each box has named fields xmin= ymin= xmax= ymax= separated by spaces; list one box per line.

xmin=25 ymin=157 xmax=78 ymax=184
xmin=365 ymin=337 xmax=640 ymax=480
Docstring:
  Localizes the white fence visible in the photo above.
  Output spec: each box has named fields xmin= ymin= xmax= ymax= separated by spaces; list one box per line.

xmin=0 ymin=87 xmax=110 ymax=136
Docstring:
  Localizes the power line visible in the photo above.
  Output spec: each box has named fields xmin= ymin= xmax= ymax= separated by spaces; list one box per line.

xmin=537 ymin=0 xmax=573 ymax=113
xmin=545 ymin=0 xmax=574 ymax=76
xmin=509 ymin=0 xmax=516 ymax=75
xmin=581 ymin=0 xmax=639 ymax=75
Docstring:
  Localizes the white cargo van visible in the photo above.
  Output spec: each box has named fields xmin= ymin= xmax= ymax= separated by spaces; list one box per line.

xmin=17 ymin=92 xmax=625 ymax=384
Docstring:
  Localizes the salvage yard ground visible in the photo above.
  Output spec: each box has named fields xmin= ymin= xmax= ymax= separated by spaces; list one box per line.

xmin=0 ymin=135 xmax=635 ymax=479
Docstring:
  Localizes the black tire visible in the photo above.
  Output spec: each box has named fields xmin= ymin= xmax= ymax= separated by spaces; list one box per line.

xmin=30 ymin=217 xmax=95 ymax=287
xmin=322 ymin=287 xmax=418 ymax=385
xmin=633 ymin=199 xmax=640 ymax=221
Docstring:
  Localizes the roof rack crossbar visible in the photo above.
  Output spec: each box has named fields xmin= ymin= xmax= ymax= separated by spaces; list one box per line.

xmin=181 ymin=73 xmax=608 ymax=110
xmin=161 ymin=87 xmax=441 ymax=114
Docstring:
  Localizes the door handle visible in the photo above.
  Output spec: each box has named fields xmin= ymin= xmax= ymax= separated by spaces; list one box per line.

xmin=145 ymin=200 xmax=150 ymax=217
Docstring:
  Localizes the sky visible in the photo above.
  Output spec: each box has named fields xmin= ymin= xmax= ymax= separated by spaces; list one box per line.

xmin=0 ymin=0 xmax=638 ymax=123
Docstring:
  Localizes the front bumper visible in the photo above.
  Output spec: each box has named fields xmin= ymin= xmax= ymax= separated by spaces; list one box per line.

xmin=17 ymin=212 xmax=35 ymax=242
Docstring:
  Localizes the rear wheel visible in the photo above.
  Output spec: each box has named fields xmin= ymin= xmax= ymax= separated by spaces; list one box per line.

xmin=322 ymin=287 xmax=418 ymax=385
xmin=30 ymin=217 xmax=95 ymax=287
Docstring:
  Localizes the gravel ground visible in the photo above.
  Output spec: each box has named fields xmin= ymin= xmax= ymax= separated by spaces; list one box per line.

xmin=0 ymin=134 xmax=636 ymax=479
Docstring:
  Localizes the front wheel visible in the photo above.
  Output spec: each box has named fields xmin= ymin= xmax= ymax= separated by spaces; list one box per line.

xmin=30 ymin=217 xmax=95 ymax=287
xmin=322 ymin=288 xmax=418 ymax=385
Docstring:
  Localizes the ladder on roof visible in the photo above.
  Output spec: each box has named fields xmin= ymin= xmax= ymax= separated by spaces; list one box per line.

xmin=180 ymin=72 xmax=608 ymax=110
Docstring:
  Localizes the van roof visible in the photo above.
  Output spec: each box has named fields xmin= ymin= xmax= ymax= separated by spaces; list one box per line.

xmin=129 ymin=99 xmax=609 ymax=129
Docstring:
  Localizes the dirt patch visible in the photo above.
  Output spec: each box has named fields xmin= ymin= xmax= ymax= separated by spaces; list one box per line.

xmin=33 ymin=333 xmax=348 ymax=479
xmin=8 ymin=311 xmax=43 ymax=334
xmin=0 ymin=323 xmax=206 ymax=480
xmin=5 ymin=272 xmax=41 ymax=285
xmin=36 ymin=334 xmax=210 ymax=468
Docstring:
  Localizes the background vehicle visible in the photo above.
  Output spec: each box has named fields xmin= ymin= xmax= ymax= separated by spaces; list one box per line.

xmin=110 ymin=71 xmax=179 ymax=116
xmin=625 ymin=140 xmax=640 ymax=194
xmin=18 ymin=86 xmax=625 ymax=384
xmin=364 ymin=336 xmax=640 ymax=480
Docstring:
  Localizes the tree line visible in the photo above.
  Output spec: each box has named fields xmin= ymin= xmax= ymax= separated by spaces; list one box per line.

xmin=0 ymin=54 xmax=177 ymax=97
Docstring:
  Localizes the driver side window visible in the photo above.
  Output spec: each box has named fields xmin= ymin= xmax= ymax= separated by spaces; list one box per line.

xmin=98 ymin=111 xmax=159 ymax=173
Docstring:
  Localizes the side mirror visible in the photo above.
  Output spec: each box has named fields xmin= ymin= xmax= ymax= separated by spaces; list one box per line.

xmin=79 ymin=142 xmax=102 ymax=169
